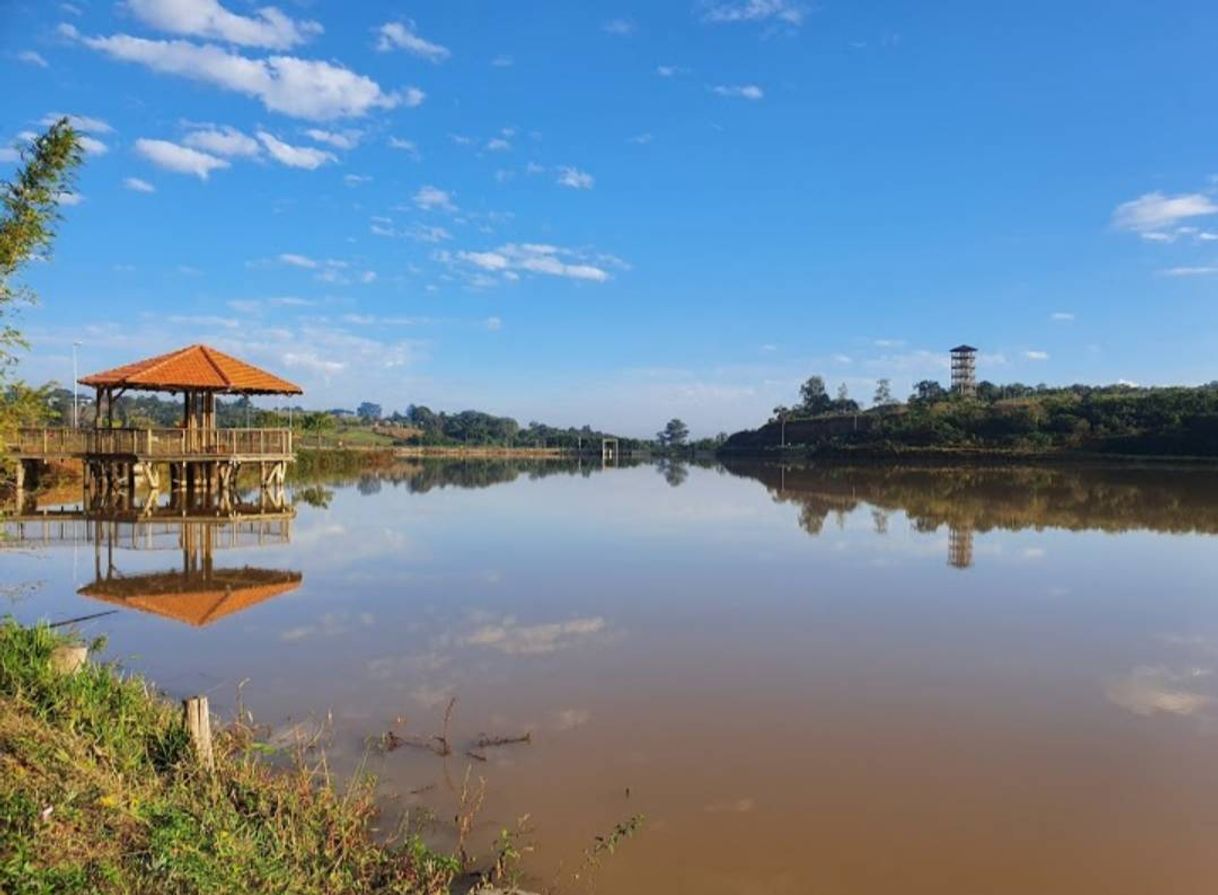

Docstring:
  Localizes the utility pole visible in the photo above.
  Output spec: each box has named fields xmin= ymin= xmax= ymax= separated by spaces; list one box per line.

xmin=72 ymin=340 xmax=82 ymax=428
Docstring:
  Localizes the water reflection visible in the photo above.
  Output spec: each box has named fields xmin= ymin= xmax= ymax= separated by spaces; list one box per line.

xmin=7 ymin=458 xmax=1218 ymax=894
xmin=3 ymin=489 xmax=301 ymax=627
xmin=725 ymin=460 xmax=1218 ymax=568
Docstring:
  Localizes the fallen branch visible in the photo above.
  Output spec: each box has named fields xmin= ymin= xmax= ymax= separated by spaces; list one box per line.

xmin=474 ymin=731 xmax=532 ymax=749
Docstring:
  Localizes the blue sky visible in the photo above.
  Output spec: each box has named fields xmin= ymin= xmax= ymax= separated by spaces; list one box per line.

xmin=3 ymin=0 xmax=1218 ymax=436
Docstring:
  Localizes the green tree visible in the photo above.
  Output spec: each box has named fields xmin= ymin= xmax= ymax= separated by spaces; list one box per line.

xmin=910 ymin=380 xmax=948 ymax=405
xmin=1 ymin=119 xmax=83 ymax=371
xmin=799 ymin=375 xmax=832 ymax=415
xmin=873 ymin=378 xmax=893 ymax=406
xmin=657 ymin=418 xmax=689 ymax=447
xmin=1 ymin=119 xmax=83 ymax=475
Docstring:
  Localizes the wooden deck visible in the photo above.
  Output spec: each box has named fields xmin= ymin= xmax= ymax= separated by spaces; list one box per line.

xmin=8 ymin=427 xmax=293 ymax=462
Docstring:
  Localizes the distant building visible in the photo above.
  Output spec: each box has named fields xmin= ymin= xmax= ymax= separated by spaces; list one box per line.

xmin=950 ymin=344 xmax=978 ymax=397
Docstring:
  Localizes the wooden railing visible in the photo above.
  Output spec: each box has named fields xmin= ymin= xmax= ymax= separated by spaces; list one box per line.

xmin=8 ymin=428 xmax=293 ymax=458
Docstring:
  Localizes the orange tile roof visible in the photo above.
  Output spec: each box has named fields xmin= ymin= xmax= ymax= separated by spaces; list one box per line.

xmin=79 ymin=568 xmax=303 ymax=627
xmin=79 ymin=344 xmax=303 ymax=395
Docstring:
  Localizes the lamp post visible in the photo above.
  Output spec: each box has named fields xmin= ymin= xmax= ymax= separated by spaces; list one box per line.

xmin=72 ymin=340 xmax=82 ymax=428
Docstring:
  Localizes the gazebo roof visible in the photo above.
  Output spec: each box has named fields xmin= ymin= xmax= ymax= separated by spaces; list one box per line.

xmin=951 ymin=344 xmax=978 ymax=353
xmin=79 ymin=344 xmax=303 ymax=395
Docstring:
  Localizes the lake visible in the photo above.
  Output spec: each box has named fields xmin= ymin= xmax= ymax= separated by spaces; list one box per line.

xmin=5 ymin=458 xmax=1218 ymax=894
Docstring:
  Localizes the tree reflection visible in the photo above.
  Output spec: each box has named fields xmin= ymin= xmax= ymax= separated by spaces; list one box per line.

xmin=726 ymin=460 xmax=1218 ymax=569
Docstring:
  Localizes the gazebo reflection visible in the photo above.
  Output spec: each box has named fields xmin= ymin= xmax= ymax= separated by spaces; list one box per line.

xmin=4 ymin=489 xmax=302 ymax=627
xmin=78 ymin=512 xmax=301 ymax=626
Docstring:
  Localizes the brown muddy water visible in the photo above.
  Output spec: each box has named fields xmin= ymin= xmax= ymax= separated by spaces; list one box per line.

xmin=5 ymin=459 xmax=1218 ymax=893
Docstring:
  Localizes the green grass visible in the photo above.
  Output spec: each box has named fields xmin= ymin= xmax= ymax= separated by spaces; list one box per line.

xmin=0 ymin=620 xmax=460 ymax=895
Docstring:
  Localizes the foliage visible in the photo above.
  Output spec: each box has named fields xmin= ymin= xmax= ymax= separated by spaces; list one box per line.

xmin=874 ymin=378 xmax=893 ymax=406
xmin=799 ymin=375 xmax=831 ymax=415
xmin=656 ymin=418 xmax=690 ymax=448
xmin=0 ymin=120 xmax=83 ymax=480
xmin=0 ymin=119 xmax=83 ymax=373
xmin=0 ymin=620 xmax=459 ymax=895
xmin=724 ymin=381 xmax=1218 ymax=458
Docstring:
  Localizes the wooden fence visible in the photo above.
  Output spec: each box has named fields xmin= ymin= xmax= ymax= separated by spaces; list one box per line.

xmin=8 ymin=428 xmax=293 ymax=458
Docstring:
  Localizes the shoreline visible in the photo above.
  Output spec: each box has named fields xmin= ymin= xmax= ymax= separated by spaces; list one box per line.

xmin=0 ymin=621 xmax=473 ymax=894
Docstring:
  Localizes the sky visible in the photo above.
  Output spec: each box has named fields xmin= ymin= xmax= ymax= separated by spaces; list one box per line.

xmin=3 ymin=0 xmax=1218 ymax=437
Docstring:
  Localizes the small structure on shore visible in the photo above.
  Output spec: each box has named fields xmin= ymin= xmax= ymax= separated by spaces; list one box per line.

xmin=950 ymin=344 xmax=978 ymax=397
xmin=9 ymin=344 xmax=302 ymax=503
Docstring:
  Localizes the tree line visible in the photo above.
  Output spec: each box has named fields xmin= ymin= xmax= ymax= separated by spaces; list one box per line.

xmin=729 ymin=372 xmax=1218 ymax=457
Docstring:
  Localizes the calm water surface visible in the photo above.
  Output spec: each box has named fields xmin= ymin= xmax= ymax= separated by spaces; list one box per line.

xmin=6 ymin=459 xmax=1218 ymax=894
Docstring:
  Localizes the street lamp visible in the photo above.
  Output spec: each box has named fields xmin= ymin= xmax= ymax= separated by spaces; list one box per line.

xmin=72 ymin=340 xmax=82 ymax=428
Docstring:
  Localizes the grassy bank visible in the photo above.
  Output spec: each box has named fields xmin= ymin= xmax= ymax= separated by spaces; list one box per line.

xmin=0 ymin=621 xmax=459 ymax=895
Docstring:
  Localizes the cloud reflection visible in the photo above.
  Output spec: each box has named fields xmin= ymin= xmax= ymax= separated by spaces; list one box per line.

xmin=461 ymin=615 xmax=606 ymax=656
xmin=1107 ymin=665 xmax=1213 ymax=717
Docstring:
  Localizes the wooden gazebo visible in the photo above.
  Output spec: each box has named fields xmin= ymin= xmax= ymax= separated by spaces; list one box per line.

xmin=7 ymin=344 xmax=302 ymax=499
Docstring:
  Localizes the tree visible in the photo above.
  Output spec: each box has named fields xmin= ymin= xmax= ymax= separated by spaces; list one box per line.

xmin=910 ymin=380 xmax=948 ymax=405
xmin=873 ymin=378 xmax=893 ymax=406
xmin=1 ymin=119 xmax=83 ymax=476
xmin=357 ymin=401 xmax=383 ymax=422
xmin=832 ymin=383 xmax=860 ymax=413
xmin=657 ymin=418 xmax=689 ymax=447
xmin=799 ymin=375 xmax=832 ymax=416
xmin=1 ymin=119 xmax=82 ymax=371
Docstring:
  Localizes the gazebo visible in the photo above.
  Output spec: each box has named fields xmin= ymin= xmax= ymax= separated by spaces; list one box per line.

xmin=8 ymin=344 xmax=303 ymax=500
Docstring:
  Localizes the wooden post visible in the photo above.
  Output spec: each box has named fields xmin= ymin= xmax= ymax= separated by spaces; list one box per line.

xmin=50 ymin=643 xmax=88 ymax=675
xmin=183 ymin=695 xmax=214 ymax=770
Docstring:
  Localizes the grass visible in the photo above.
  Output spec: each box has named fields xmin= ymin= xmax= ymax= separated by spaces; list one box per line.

xmin=0 ymin=620 xmax=460 ymax=895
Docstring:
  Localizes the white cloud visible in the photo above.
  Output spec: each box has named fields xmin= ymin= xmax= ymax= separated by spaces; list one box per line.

xmin=400 ymin=87 xmax=426 ymax=108
xmin=374 ymin=21 xmax=450 ymax=62
xmin=1024 ymin=350 xmax=1049 ymax=361
xmin=453 ymin=243 xmax=619 ymax=284
xmin=491 ymin=54 xmax=513 ymax=67
xmin=484 ymin=316 xmax=503 ymax=331
xmin=304 ymin=128 xmax=360 ymax=149
xmin=277 ymin=252 xmax=318 ymax=268
xmin=343 ymin=173 xmax=371 ymax=186
xmin=414 ymin=184 xmax=456 ymax=211
xmin=1160 ymin=266 xmax=1218 ymax=277
xmin=182 ymin=125 xmax=260 ymax=157
xmin=80 ymin=32 xmax=404 ymax=120
xmin=135 ymin=137 xmax=230 ymax=178
xmin=388 ymin=136 xmax=420 ymax=158
xmin=701 ymin=0 xmax=806 ymax=25
xmin=485 ymin=137 xmax=511 ymax=152
xmin=410 ymin=223 xmax=451 ymax=243
xmin=256 ymin=131 xmax=335 ymax=169
xmin=556 ymin=166 xmax=594 ymax=189
xmin=712 ymin=84 xmax=764 ymax=100
xmin=656 ymin=65 xmax=687 ymax=77
xmin=1050 ymin=312 xmax=1075 ymax=321
xmin=123 ymin=176 xmax=155 ymax=192
xmin=18 ymin=50 xmax=49 ymax=67
xmin=56 ymin=192 xmax=84 ymax=206
xmin=41 ymin=113 xmax=112 ymax=133
xmin=125 ymin=0 xmax=322 ymax=50
xmin=1112 ymin=191 xmax=1218 ymax=232
xmin=603 ymin=18 xmax=636 ymax=36
xmin=628 ymin=133 xmax=654 ymax=144
xmin=78 ymin=135 xmax=108 ymax=155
